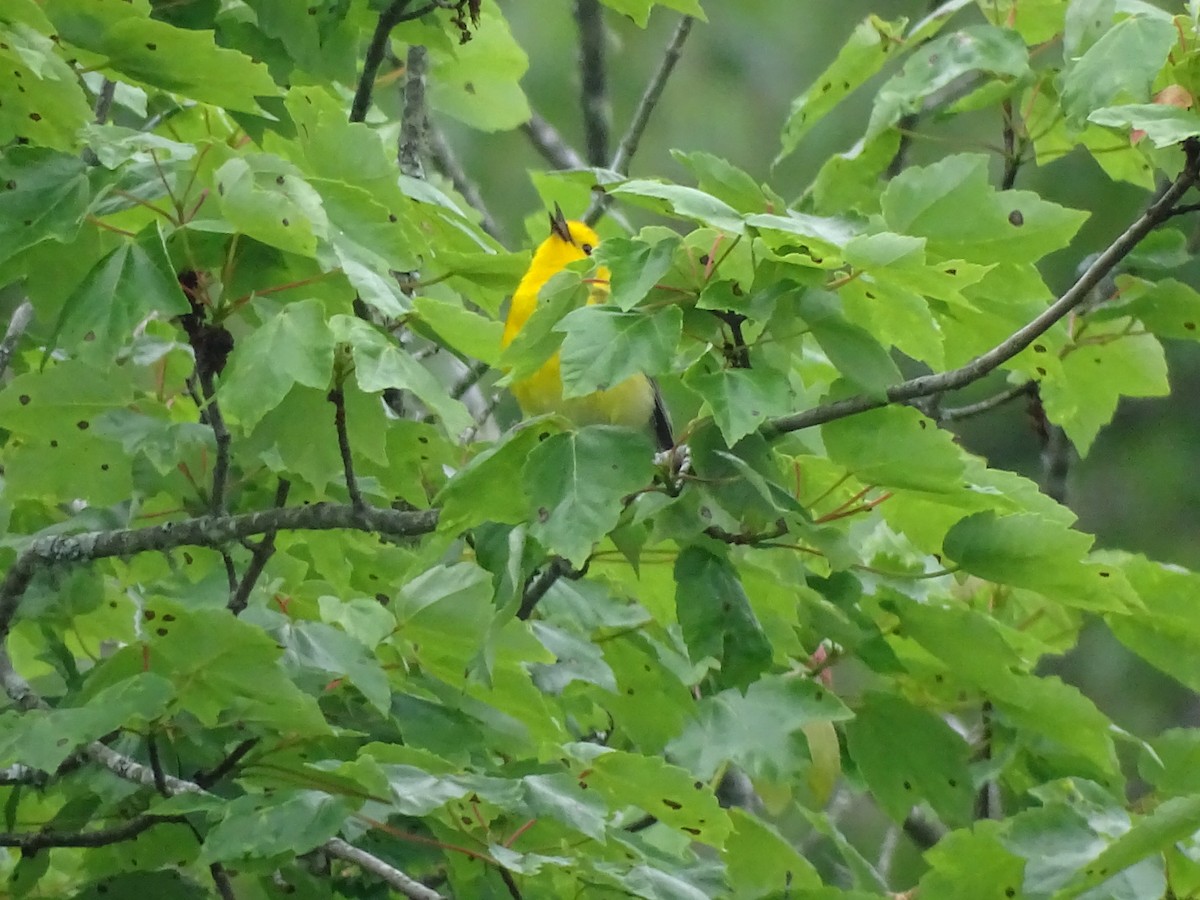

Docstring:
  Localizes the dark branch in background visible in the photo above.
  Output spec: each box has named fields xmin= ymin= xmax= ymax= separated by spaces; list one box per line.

xmin=195 ymin=372 xmax=231 ymax=515
xmin=449 ymin=359 xmax=489 ymax=401
xmin=0 ymin=503 xmax=440 ymax=641
xmin=586 ymin=14 xmax=695 ymax=224
xmin=399 ymin=45 xmax=429 ymax=179
xmin=228 ymin=479 xmax=291 ymax=614
xmin=350 ymin=0 xmax=446 ymax=124
xmin=194 ymin=738 xmax=260 ymax=789
xmin=999 ymin=98 xmax=1027 ymax=191
xmin=0 ymin=300 xmax=33 ymax=379
xmin=902 ymin=808 xmax=947 ymax=849
xmin=0 ymin=763 xmax=47 ymax=787
xmin=517 ymin=557 xmax=576 ymax=620
xmin=210 ymin=863 xmax=237 ymax=900
xmin=427 ymin=124 xmax=503 ymax=241
xmin=763 ymin=155 xmax=1200 ymax=438
xmin=146 ymin=733 xmax=170 ymax=796
xmin=973 ymin=700 xmax=1002 ymax=821
xmin=0 ymin=815 xmax=187 ymax=852
xmin=330 ymin=387 xmax=365 ymax=510
xmin=575 ymin=0 xmax=610 ymax=166
xmin=521 ymin=111 xmax=587 ymax=169
xmin=93 ymin=78 xmax=117 ymax=125
xmin=885 ymin=112 xmax=920 ymax=180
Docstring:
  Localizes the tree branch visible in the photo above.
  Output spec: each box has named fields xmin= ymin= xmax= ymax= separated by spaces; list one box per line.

xmin=427 ymin=124 xmax=503 ymax=241
xmin=587 ymin=14 xmax=694 ymax=224
xmin=517 ymin=557 xmax=576 ymax=621
xmin=350 ymin=0 xmax=443 ymax=124
xmin=521 ymin=111 xmax=587 ymax=170
xmin=228 ymin=479 xmax=291 ymax=614
xmin=610 ymin=16 xmax=693 ymax=177
xmin=93 ymin=78 xmax=117 ymax=125
xmin=196 ymin=372 xmax=231 ymax=516
xmin=0 ymin=300 xmax=34 ymax=380
xmin=0 ymin=814 xmax=187 ymax=852
xmin=575 ymin=0 xmax=610 ymax=166
xmin=763 ymin=158 xmax=1200 ymax=438
xmin=194 ymin=738 xmax=260 ymax=790
xmin=330 ymin=387 xmax=365 ymax=510
xmin=0 ymin=503 xmax=440 ymax=641
xmin=931 ymin=380 xmax=1034 ymax=423
xmin=399 ymin=45 xmax=429 ymax=179
xmin=325 ymin=837 xmax=447 ymax=900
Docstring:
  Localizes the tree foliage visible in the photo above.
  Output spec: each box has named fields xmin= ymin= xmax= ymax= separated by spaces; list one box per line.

xmin=3 ymin=0 xmax=1200 ymax=897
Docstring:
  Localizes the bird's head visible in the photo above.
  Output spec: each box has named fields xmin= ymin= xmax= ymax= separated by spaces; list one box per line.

xmin=538 ymin=203 xmax=600 ymax=269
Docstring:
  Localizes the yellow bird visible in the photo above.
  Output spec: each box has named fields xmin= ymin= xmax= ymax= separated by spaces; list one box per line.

xmin=502 ymin=205 xmax=673 ymax=450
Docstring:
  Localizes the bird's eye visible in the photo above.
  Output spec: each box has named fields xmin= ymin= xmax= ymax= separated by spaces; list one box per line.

xmin=581 ymin=243 xmax=594 ymax=255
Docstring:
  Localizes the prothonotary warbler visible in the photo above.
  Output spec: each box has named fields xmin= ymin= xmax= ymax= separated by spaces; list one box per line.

xmin=502 ymin=205 xmax=673 ymax=450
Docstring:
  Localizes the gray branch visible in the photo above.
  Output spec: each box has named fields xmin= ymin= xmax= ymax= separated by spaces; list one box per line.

xmin=522 ymin=111 xmax=587 ymax=170
xmin=427 ymin=124 xmax=503 ymax=241
xmin=0 ymin=503 xmax=440 ymax=641
xmin=399 ymin=44 xmax=429 ymax=179
xmin=575 ymin=0 xmax=610 ymax=166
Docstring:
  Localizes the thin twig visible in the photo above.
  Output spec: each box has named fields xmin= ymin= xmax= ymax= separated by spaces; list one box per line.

xmin=449 ymin=359 xmax=490 ymax=401
xmin=933 ymin=380 xmax=1034 ymax=423
xmin=325 ymin=837 xmax=447 ymax=900
xmin=575 ymin=0 xmax=610 ymax=166
xmin=0 ymin=300 xmax=33 ymax=379
xmin=0 ymin=503 xmax=440 ymax=641
xmin=762 ymin=156 xmax=1200 ymax=438
xmin=196 ymin=372 xmax=231 ymax=516
xmin=399 ymin=45 xmax=429 ymax=179
xmin=427 ymin=124 xmax=503 ymax=241
xmin=228 ymin=479 xmax=291 ymax=614
xmin=350 ymin=0 xmax=443 ymax=124
xmin=902 ymin=808 xmax=947 ymax=849
xmin=330 ymin=388 xmax=365 ymax=510
xmin=610 ymin=16 xmax=693 ymax=176
xmin=195 ymin=738 xmax=260 ymax=789
xmin=1041 ymin=423 xmax=1071 ymax=505
xmin=517 ymin=557 xmax=575 ymax=620
xmin=587 ymin=14 xmax=694 ymax=224
xmin=146 ymin=733 xmax=170 ymax=796
xmin=521 ymin=111 xmax=587 ymax=170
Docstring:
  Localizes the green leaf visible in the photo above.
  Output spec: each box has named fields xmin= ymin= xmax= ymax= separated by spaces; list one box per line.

xmin=672 ymin=150 xmax=768 ymax=213
xmin=51 ymin=223 xmax=189 ymax=352
xmin=724 ymin=808 xmax=823 ymax=897
xmin=521 ymin=773 xmax=609 ymax=842
xmin=845 ymin=692 xmax=974 ymax=826
xmin=0 ymin=147 xmax=89 ymax=268
xmin=1055 ymin=795 xmax=1200 ymax=898
xmin=881 ymin=154 xmax=1089 ymax=263
xmin=437 ymin=425 xmax=550 ymax=533
xmin=1039 ymin=330 xmax=1168 ymax=454
xmin=867 ymin=25 xmax=1030 ymax=139
xmin=558 ymin=305 xmax=680 ymax=397
xmin=524 ymin=426 xmax=656 ymax=563
xmin=1061 ymin=14 xmax=1177 ymax=124
xmin=822 ymin=405 xmax=964 ymax=492
xmin=583 ymin=749 xmax=731 ymax=848
xmin=200 ymin=791 xmax=352 ymax=863
xmin=943 ymin=511 xmax=1137 ymax=612
xmin=610 ymin=181 xmax=744 ymax=234
xmin=1107 ymin=556 xmax=1200 ymax=692
xmin=918 ymin=823 xmax=1027 ymax=900
xmin=427 ymin=5 xmax=530 ymax=131
xmin=0 ymin=22 xmax=93 ymax=151
xmin=777 ymin=15 xmax=906 ymax=164
xmin=330 ymin=315 xmax=473 ymax=437
xmin=597 ymin=0 xmax=706 ymax=28
xmin=592 ymin=235 xmax=681 ymax=311
xmin=276 ymin=619 xmax=391 ymax=715
xmin=413 ymin=295 xmax=505 ymax=367
xmin=1099 ymin=278 xmax=1200 ymax=340
xmin=673 ymin=546 xmax=772 ymax=689
xmin=214 ymin=155 xmax=326 ymax=257
xmin=45 ymin=0 xmax=280 ymax=114
xmin=1089 ymin=104 xmax=1200 ymax=147
xmin=795 ymin=289 xmax=902 ymax=395
xmin=686 ymin=365 xmax=795 ymax=445
xmin=221 ymin=299 xmax=335 ymax=429
xmin=0 ymin=674 xmax=174 ymax=771
xmin=667 ymin=675 xmax=852 ymax=783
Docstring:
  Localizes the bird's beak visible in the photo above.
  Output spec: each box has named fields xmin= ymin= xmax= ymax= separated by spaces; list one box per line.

xmin=549 ymin=203 xmax=574 ymax=245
